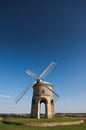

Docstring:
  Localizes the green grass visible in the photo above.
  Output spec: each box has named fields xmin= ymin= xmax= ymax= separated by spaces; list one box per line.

xmin=4 ymin=117 xmax=79 ymax=123
xmin=0 ymin=120 xmax=86 ymax=130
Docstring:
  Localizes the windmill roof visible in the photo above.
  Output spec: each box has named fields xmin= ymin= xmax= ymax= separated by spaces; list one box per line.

xmin=33 ymin=79 xmax=53 ymax=86
xmin=40 ymin=80 xmax=52 ymax=85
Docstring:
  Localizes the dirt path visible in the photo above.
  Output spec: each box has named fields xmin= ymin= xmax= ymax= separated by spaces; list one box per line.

xmin=25 ymin=120 xmax=84 ymax=127
xmin=3 ymin=120 xmax=84 ymax=127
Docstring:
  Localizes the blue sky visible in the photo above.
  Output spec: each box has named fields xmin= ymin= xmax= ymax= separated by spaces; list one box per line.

xmin=0 ymin=0 xmax=86 ymax=113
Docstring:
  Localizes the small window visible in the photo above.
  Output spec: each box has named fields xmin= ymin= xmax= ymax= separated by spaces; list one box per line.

xmin=41 ymin=90 xmax=45 ymax=94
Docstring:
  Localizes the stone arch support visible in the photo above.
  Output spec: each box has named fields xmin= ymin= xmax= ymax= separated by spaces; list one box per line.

xmin=31 ymin=82 xmax=55 ymax=118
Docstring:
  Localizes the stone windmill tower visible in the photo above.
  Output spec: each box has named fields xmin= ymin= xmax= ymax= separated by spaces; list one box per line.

xmin=31 ymin=80 xmax=54 ymax=118
xmin=16 ymin=61 xmax=59 ymax=118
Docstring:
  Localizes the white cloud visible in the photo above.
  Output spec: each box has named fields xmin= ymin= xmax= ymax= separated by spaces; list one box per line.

xmin=0 ymin=94 xmax=11 ymax=99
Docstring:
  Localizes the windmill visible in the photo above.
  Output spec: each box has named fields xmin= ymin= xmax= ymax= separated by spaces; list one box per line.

xmin=16 ymin=61 xmax=59 ymax=118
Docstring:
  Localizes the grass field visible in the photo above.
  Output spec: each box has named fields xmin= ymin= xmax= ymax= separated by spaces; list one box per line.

xmin=4 ymin=117 xmax=79 ymax=123
xmin=0 ymin=117 xmax=86 ymax=130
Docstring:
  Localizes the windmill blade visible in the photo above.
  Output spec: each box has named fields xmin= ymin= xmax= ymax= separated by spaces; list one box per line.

xmin=38 ymin=61 xmax=56 ymax=80
xmin=45 ymin=85 xmax=60 ymax=102
xmin=53 ymin=93 xmax=59 ymax=103
xmin=26 ymin=69 xmax=38 ymax=79
xmin=15 ymin=83 xmax=33 ymax=103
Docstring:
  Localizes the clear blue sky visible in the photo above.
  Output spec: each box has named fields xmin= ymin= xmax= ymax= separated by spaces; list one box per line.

xmin=0 ymin=0 xmax=86 ymax=113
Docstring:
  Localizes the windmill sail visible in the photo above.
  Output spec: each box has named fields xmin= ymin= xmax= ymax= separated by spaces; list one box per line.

xmin=15 ymin=83 xmax=33 ymax=103
xmin=44 ymin=85 xmax=59 ymax=100
xmin=26 ymin=69 xmax=37 ymax=79
xmin=38 ymin=61 xmax=56 ymax=79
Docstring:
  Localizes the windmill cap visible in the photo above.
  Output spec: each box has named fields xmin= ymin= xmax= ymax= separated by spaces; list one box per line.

xmin=33 ymin=79 xmax=53 ymax=86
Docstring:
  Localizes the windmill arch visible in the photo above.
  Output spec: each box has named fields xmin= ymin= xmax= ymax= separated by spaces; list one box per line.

xmin=40 ymin=98 xmax=48 ymax=118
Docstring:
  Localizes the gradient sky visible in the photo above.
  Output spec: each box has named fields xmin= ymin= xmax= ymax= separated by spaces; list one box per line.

xmin=0 ymin=0 xmax=86 ymax=113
